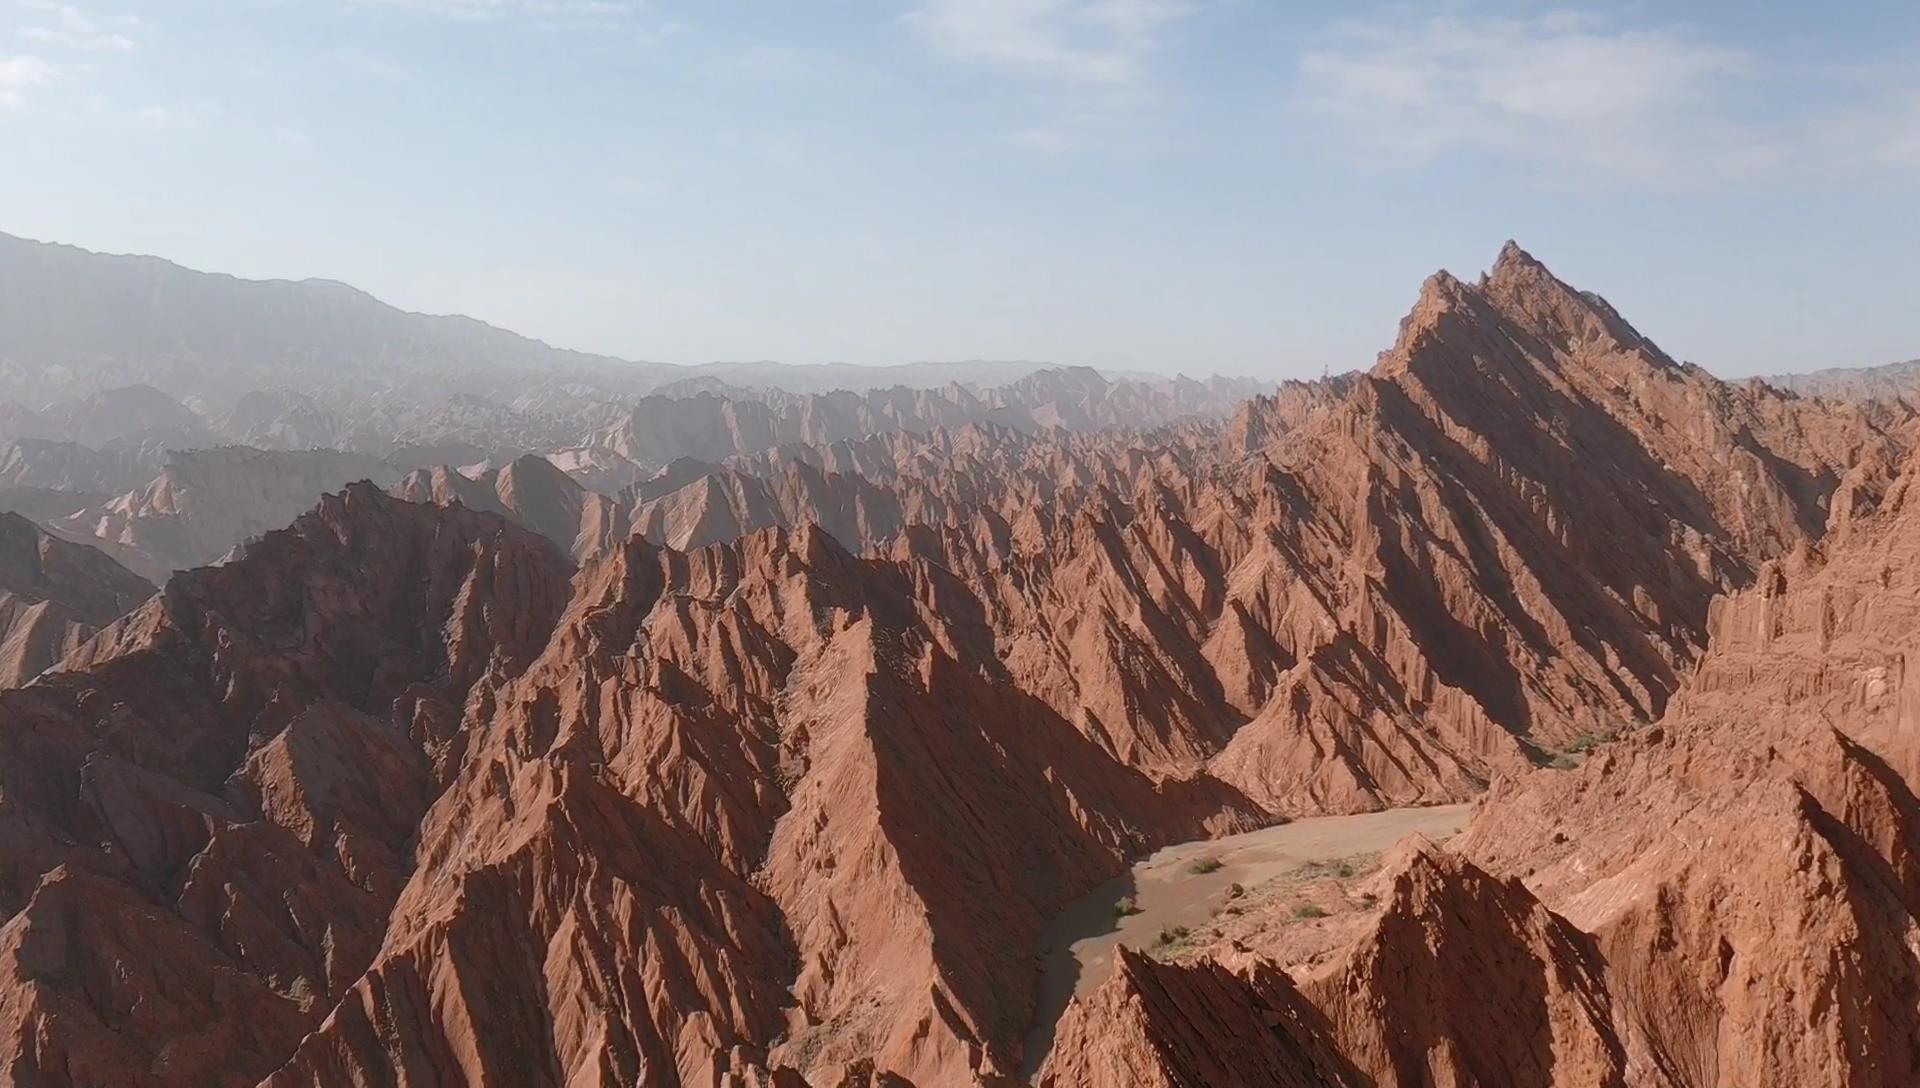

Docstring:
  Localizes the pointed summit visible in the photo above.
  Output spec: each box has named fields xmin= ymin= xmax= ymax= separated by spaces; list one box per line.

xmin=1483 ymin=238 xmax=1563 ymax=299
xmin=1492 ymin=238 xmax=1543 ymax=274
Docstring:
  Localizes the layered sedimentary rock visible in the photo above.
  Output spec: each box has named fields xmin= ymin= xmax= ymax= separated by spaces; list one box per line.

xmin=1446 ymin=439 xmax=1920 ymax=1086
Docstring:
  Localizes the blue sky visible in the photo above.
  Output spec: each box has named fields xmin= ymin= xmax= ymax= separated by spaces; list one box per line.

xmin=0 ymin=1 xmax=1915 ymax=378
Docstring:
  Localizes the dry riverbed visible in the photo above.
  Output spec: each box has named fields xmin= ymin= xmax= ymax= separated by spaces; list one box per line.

xmin=1021 ymin=803 xmax=1471 ymax=1077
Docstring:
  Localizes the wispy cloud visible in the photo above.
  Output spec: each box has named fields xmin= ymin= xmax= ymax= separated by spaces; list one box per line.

xmin=1298 ymin=11 xmax=1776 ymax=188
xmin=3 ymin=2 xmax=140 ymax=110
xmin=0 ymin=53 xmax=52 ymax=109
xmin=343 ymin=0 xmax=651 ymax=31
xmin=17 ymin=1 xmax=136 ymax=52
xmin=908 ymin=0 xmax=1194 ymax=152
xmin=908 ymin=0 xmax=1192 ymax=87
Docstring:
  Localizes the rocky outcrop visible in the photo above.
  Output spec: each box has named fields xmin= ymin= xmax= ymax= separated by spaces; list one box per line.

xmin=1038 ymin=947 xmax=1361 ymax=1088
xmin=394 ymin=453 xmax=627 ymax=562
xmin=1446 ymin=441 xmax=1920 ymax=1086
xmin=1040 ymin=839 xmax=1626 ymax=1087
xmin=0 ymin=512 xmax=152 ymax=687
xmin=0 ymin=437 xmax=163 ymax=495
xmin=1767 ymin=357 xmax=1920 ymax=403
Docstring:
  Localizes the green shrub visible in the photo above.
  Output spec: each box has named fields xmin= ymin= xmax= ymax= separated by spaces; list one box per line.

xmin=1293 ymin=903 xmax=1329 ymax=920
xmin=1113 ymin=896 xmax=1140 ymax=918
xmin=1188 ymin=856 xmax=1224 ymax=875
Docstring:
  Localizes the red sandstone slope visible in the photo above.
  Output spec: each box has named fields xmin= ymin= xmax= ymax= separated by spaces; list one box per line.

xmin=0 ymin=512 xmax=152 ymax=687
xmin=1446 ymin=441 xmax=1920 ymax=1086
xmin=0 ymin=485 xmax=573 ymax=1086
xmin=1043 ymin=433 xmax=1920 ymax=1087
xmin=266 ymin=522 xmax=1263 ymax=1086
xmin=1038 ymin=946 xmax=1361 ymax=1088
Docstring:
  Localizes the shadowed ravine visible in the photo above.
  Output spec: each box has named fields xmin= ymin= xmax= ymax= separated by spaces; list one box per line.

xmin=1019 ymin=803 xmax=1473 ymax=1078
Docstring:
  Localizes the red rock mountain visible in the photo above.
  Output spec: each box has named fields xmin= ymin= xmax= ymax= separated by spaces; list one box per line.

xmin=2 ymin=243 xmax=1916 ymax=1086
xmin=1045 ymin=435 xmax=1920 ymax=1088
xmin=1034 ymin=254 xmax=1920 ymax=1085
xmin=613 ymin=244 xmax=1895 ymax=808
xmin=0 ymin=485 xmax=573 ymax=1085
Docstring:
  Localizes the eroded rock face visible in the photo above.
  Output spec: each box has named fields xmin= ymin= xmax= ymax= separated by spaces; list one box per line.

xmin=1037 ymin=946 xmax=1362 ymax=1088
xmin=1040 ymin=840 xmax=1626 ymax=1088
xmin=0 ymin=512 xmax=152 ymax=687
xmin=1448 ymin=442 xmax=1920 ymax=1086
xmin=593 ymin=368 xmax=1257 ymax=467
xmin=267 ymin=521 xmax=1264 ymax=1086
xmin=1045 ymin=432 xmax=1920 ymax=1088
xmin=0 ymin=484 xmax=574 ymax=1086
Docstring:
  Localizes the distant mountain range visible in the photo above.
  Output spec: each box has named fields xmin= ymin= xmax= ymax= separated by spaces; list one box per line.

xmin=1766 ymin=357 xmax=1920 ymax=401
xmin=0 ymin=231 xmax=1169 ymax=407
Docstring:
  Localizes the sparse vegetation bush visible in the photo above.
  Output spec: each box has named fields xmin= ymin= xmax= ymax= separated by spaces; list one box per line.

xmin=1188 ymin=856 xmax=1224 ymax=875
xmin=1550 ymin=726 xmax=1623 ymax=769
xmin=1297 ymin=856 xmax=1370 ymax=880
xmin=1293 ymin=903 xmax=1329 ymax=919
xmin=1153 ymin=925 xmax=1191 ymax=948
xmin=1113 ymin=896 xmax=1140 ymax=918
xmin=1566 ymin=728 xmax=1618 ymax=754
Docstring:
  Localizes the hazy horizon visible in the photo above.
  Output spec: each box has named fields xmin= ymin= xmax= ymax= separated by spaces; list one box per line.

xmin=3 ymin=1 xmax=1916 ymax=378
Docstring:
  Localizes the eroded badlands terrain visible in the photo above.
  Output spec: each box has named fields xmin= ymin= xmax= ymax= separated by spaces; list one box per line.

xmin=0 ymin=238 xmax=1915 ymax=1085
